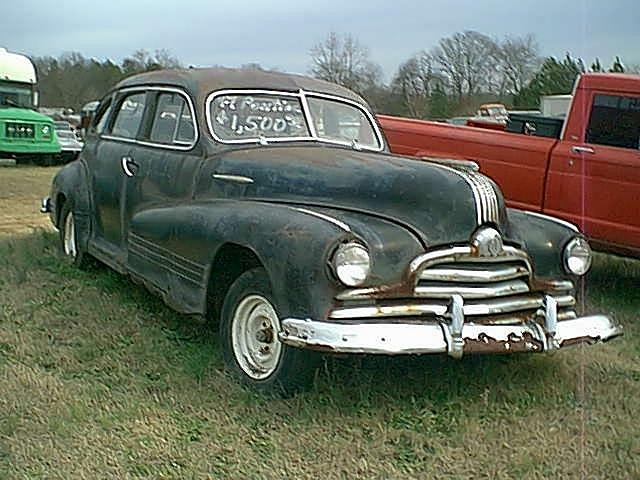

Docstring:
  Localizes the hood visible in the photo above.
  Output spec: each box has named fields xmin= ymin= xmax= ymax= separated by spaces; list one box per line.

xmin=0 ymin=107 xmax=54 ymax=124
xmin=202 ymin=145 xmax=505 ymax=247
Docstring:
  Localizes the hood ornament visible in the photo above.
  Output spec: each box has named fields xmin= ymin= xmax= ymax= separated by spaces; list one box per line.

xmin=472 ymin=227 xmax=503 ymax=257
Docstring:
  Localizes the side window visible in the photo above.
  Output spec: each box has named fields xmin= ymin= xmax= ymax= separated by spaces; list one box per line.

xmin=586 ymin=94 xmax=640 ymax=150
xmin=93 ymin=96 xmax=113 ymax=134
xmin=149 ymin=92 xmax=196 ymax=145
xmin=111 ymin=92 xmax=147 ymax=139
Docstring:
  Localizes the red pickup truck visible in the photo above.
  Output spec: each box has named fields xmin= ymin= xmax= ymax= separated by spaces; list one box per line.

xmin=379 ymin=73 xmax=640 ymax=257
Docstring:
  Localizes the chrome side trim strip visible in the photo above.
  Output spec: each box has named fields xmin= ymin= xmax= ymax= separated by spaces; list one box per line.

xmin=128 ymin=232 xmax=205 ymax=273
xmin=212 ymin=173 xmax=254 ymax=184
xmin=293 ymin=208 xmax=351 ymax=233
xmin=522 ymin=210 xmax=580 ymax=233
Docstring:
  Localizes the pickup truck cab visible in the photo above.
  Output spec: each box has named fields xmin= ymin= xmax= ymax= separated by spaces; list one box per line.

xmin=379 ymin=73 xmax=640 ymax=257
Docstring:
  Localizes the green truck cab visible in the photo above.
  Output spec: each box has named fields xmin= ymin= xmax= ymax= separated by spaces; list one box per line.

xmin=0 ymin=47 xmax=60 ymax=164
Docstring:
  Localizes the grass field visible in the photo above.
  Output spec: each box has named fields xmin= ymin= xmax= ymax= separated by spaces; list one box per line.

xmin=0 ymin=166 xmax=638 ymax=479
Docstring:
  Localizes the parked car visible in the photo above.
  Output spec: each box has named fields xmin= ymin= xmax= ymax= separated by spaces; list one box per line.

xmin=379 ymin=73 xmax=640 ymax=258
xmin=42 ymin=68 xmax=622 ymax=394
xmin=54 ymin=127 xmax=83 ymax=162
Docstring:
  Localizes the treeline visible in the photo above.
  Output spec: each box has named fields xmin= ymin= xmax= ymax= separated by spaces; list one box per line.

xmin=34 ymin=49 xmax=181 ymax=111
xmin=33 ymin=32 xmax=638 ymax=118
xmin=309 ymin=31 xmax=636 ymax=118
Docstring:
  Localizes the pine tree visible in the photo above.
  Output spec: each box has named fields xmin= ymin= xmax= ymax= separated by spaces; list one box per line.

xmin=609 ymin=56 xmax=625 ymax=73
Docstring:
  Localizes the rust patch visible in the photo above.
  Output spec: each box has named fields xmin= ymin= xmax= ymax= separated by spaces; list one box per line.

xmin=559 ymin=336 xmax=598 ymax=348
xmin=463 ymin=331 xmax=543 ymax=354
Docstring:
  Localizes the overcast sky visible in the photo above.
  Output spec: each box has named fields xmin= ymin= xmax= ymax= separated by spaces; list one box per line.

xmin=2 ymin=0 xmax=638 ymax=80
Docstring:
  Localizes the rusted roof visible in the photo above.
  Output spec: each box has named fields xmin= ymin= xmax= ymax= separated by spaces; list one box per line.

xmin=114 ymin=67 xmax=366 ymax=104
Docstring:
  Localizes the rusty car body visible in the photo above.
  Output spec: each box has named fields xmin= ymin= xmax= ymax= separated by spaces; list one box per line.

xmin=43 ymin=68 xmax=622 ymax=393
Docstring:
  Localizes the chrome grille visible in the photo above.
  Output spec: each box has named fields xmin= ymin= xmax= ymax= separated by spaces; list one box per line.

xmin=331 ymin=238 xmax=576 ymax=323
xmin=416 ymin=260 xmax=531 ymax=299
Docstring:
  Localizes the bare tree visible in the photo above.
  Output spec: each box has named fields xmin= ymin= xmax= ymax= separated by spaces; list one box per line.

xmin=391 ymin=51 xmax=441 ymax=118
xmin=493 ymin=34 xmax=540 ymax=96
xmin=628 ymin=63 xmax=640 ymax=74
xmin=309 ymin=32 xmax=382 ymax=96
xmin=432 ymin=31 xmax=498 ymax=101
xmin=122 ymin=49 xmax=182 ymax=75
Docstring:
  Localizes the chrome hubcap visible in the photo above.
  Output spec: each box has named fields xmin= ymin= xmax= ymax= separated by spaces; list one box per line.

xmin=63 ymin=212 xmax=77 ymax=258
xmin=231 ymin=294 xmax=283 ymax=380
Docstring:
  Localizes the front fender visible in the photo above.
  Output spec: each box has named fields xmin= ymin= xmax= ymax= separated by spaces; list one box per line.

xmin=130 ymin=200 xmax=363 ymax=319
xmin=506 ymin=208 xmax=580 ymax=279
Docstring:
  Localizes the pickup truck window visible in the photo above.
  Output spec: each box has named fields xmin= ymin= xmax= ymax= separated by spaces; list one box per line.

xmin=149 ymin=92 xmax=195 ymax=145
xmin=586 ymin=94 xmax=640 ymax=150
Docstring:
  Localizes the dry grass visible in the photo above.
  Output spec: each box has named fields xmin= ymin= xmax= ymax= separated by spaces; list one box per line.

xmin=0 ymin=166 xmax=638 ymax=479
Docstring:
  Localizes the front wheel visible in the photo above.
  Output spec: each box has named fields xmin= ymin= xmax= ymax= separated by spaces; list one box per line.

xmin=58 ymin=202 xmax=88 ymax=269
xmin=219 ymin=267 xmax=319 ymax=396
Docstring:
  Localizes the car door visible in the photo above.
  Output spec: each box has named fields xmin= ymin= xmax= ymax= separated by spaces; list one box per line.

xmin=122 ymin=88 xmax=202 ymax=285
xmin=89 ymin=89 xmax=149 ymax=256
xmin=545 ymin=92 xmax=640 ymax=253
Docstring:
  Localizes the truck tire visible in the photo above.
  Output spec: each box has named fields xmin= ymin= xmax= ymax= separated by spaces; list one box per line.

xmin=219 ymin=267 xmax=319 ymax=396
xmin=58 ymin=201 xmax=89 ymax=269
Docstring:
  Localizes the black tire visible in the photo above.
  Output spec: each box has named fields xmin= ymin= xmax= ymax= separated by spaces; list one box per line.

xmin=219 ymin=267 xmax=319 ymax=396
xmin=58 ymin=201 xmax=89 ymax=269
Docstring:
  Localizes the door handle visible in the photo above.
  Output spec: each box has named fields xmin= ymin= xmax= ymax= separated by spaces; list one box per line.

xmin=121 ymin=156 xmax=138 ymax=177
xmin=571 ymin=146 xmax=595 ymax=155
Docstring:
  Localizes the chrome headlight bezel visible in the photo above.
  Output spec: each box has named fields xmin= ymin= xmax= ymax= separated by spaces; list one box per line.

xmin=563 ymin=237 xmax=592 ymax=276
xmin=332 ymin=241 xmax=371 ymax=287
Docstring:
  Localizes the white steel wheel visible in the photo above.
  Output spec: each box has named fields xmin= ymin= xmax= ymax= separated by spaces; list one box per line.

xmin=231 ymin=294 xmax=283 ymax=380
xmin=63 ymin=210 xmax=77 ymax=258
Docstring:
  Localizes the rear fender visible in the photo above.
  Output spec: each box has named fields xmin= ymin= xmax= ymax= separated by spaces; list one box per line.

xmin=50 ymin=160 xmax=92 ymax=249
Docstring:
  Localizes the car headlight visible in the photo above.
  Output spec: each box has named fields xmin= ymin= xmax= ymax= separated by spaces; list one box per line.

xmin=563 ymin=237 xmax=592 ymax=275
xmin=41 ymin=125 xmax=51 ymax=138
xmin=333 ymin=242 xmax=371 ymax=287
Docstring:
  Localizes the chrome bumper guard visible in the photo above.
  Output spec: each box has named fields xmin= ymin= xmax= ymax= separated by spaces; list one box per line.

xmin=40 ymin=196 xmax=51 ymax=214
xmin=279 ymin=295 xmax=622 ymax=357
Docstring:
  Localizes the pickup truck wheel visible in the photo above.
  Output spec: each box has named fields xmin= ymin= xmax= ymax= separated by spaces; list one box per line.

xmin=220 ymin=267 xmax=318 ymax=396
xmin=59 ymin=202 xmax=88 ymax=269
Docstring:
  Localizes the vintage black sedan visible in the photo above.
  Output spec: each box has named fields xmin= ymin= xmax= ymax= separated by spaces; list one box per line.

xmin=43 ymin=68 xmax=622 ymax=393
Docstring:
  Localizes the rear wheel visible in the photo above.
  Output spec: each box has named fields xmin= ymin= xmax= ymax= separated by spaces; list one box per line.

xmin=58 ymin=202 xmax=88 ymax=268
xmin=219 ymin=267 xmax=318 ymax=396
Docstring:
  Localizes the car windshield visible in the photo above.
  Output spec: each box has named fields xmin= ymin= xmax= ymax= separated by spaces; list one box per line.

xmin=208 ymin=90 xmax=382 ymax=150
xmin=0 ymin=81 xmax=33 ymax=109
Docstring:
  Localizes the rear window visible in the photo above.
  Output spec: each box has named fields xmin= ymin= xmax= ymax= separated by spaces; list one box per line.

xmin=586 ymin=94 xmax=640 ymax=150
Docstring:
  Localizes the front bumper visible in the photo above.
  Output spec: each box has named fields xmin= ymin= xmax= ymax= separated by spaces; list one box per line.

xmin=279 ymin=302 xmax=622 ymax=357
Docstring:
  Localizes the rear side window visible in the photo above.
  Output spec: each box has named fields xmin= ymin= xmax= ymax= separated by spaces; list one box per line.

xmin=111 ymin=92 xmax=146 ymax=139
xmin=586 ymin=94 xmax=640 ymax=150
xmin=149 ymin=92 xmax=196 ymax=146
